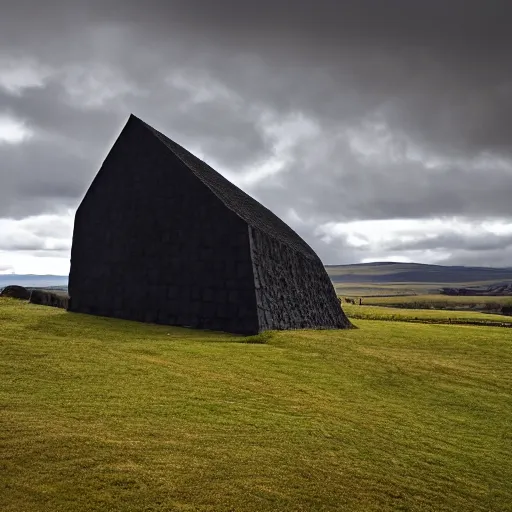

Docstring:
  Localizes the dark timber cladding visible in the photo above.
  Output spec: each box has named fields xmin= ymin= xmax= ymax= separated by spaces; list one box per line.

xmin=68 ymin=114 xmax=352 ymax=334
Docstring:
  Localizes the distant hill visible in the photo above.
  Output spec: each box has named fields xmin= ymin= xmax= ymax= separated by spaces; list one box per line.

xmin=0 ymin=275 xmax=68 ymax=290
xmin=325 ymin=262 xmax=512 ymax=285
xmin=441 ymin=283 xmax=512 ymax=296
xmin=3 ymin=262 xmax=512 ymax=294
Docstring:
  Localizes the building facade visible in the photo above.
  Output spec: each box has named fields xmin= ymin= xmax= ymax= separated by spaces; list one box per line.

xmin=68 ymin=115 xmax=352 ymax=334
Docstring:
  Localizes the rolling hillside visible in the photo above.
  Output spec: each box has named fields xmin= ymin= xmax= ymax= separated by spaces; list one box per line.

xmin=326 ymin=262 xmax=512 ymax=296
xmin=3 ymin=262 xmax=512 ymax=295
xmin=325 ymin=262 xmax=512 ymax=284
xmin=1 ymin=298 xmax=511 ymax=511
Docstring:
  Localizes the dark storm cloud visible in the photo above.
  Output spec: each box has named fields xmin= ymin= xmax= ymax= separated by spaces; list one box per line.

xmin=4 ymin=1 xmax=512 ymax=155
xmin=253 ymin=140 xmax=512 ymax=222
xmin=0 ymin=134 xmax=93 ymax=218
xmin=0 ymin=47 xmax=271 ymax=217
xmin=1 ymin=0 xmax=512 ymax=266
xmin=388 ymin=232 xmax=512 ymax=253
xmin=100 ymin=0 xmax=512 ymax=157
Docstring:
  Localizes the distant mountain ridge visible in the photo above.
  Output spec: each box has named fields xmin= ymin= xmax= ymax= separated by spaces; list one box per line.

xmin=326 ymin=262 xmax=512 ymax=285
xmin=2 ymin=262 xmax=512 ymax=291
xmin=0 ymin=275 xmax=68 ymax=289
xmin=441 ymin=283 xmax=512 ymax=296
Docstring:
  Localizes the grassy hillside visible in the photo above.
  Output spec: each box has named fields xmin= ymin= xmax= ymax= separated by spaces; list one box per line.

xmin=359 ymin=294 xmax=512 ymax=310
xmin=326 ymin=262 xmax=512 ymax=284
xmin=4 ymin=262 xmax=512 ymax=297
xmin=332 ymin=282 xmax=442 ymax=296
xmin=343 ymin=304 xmax=512 ymax=327
xmin=1 ymin=298 xmax=511 ymax=511
xmin=326 ymin=262 xmax=512 ymax=296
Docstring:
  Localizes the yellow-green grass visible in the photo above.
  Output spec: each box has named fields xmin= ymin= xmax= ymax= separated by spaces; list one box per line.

xmin=343 ymin=304 xmax=512 ymax=327
xmin=334 ymin=283 xmax=432 ymax=296
xmin=333 ymin=283 xmax=467 ymax=297
xmin=1 ymin=298 xmax=511 ymax=512
xmin=333 ymin=283 xmax=512 ymax=298
xmin=360 ymin=294 xmax=512 ymax=308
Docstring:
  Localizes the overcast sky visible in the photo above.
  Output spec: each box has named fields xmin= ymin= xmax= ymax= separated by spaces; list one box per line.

xmin=1 ymin=1 xmax=512 ymax=274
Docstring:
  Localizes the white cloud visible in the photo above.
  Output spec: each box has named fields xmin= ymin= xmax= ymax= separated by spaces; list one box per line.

xmin=0 ymin=212 xmax=73 ymax=274
xmin=231 ymin=111 xmax=320 ymax=187
xmin=0 ymin=252 xmax=69 ymax=275
xmin=481 ymin=220 xmax=512 ymax=236
xmin=315 ymin=217 xmax=512 ymax=265
xmin=0 ymin=114 xmax=34 ymax=144
xmin=0 ymin=264 xmax=14 ymax=274
xmin=0 ymin=57 xmax=51 ymax=95
xmin=361 ymin=255 xmax=412 ymax=263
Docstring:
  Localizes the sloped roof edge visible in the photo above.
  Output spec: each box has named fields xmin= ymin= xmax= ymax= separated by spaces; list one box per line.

xmin=129 ymin=114 xmax=317 ymax=259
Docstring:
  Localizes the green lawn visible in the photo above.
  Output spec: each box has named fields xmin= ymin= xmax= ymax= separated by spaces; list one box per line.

xmin=1 ymin=298 xmax=511 ymax=511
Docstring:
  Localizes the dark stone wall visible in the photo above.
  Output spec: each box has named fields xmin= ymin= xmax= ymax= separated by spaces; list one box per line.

xmin=502 ymin=306 xmax=512 ymax=316
xmin=249 ymin=226 xmax=352 ymax=331
xmin=0 ymin=285 xmax=31 ymax=300
xmin=30 ymin=290 xmax=69 ymax=309
xmin=68 ymin=122 xmax=259 ymax=334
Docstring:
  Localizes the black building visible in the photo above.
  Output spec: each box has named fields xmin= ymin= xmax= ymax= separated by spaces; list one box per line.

xmin=68 ymin=115 xmax=352 ymax=334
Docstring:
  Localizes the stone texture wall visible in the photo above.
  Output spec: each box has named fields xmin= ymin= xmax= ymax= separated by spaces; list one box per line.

xmin=249 ymin=226 xmax=352 ymax=331
xmin=0 ymin=285 xmax=31 ymax=300
xmin=68 ymin=121 xmax=259 ymax=335
xmin=69 ymin=115 xmax=352 ymax=335
xmin=29 ymin=290 xmax=69 ymax=309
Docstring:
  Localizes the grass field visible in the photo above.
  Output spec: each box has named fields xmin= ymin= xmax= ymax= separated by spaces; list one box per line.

xmin=333 ymin=283 xmax=438 ymax=296
xmin=361 ymin=294 xmax=512 ymax=306
xmin=1 ymin=298 xmax=512 ymax=511
xmin=334 ymin=283 xmax=512 ymax=298
xmin=333 ymin=282 xmax=512 ymax=297
xmin=355 ymin=294 xmax=512 ymax=310
xmin=343 ymin=304 xmax=512 ymax=327
xmin=326 ymin=262 xmax=512 ymax=297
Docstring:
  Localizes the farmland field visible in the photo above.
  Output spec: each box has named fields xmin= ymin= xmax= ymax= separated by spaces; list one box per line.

xmin=342 ymin=304 xmax=512 ymax=327
xmin=326 ymin=262 xmax=512 ymax=297
xmin=359 ymin=294 xmax=512 ymax=308
xmin=345 ymin=295 xmax=512 ymax=318
xmin=1 ymin=298 xmax=511 ymax=511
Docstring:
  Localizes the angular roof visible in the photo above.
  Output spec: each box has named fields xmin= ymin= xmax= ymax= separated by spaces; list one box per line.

xmin=131 ymin=114 xmax=318 ymax=260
